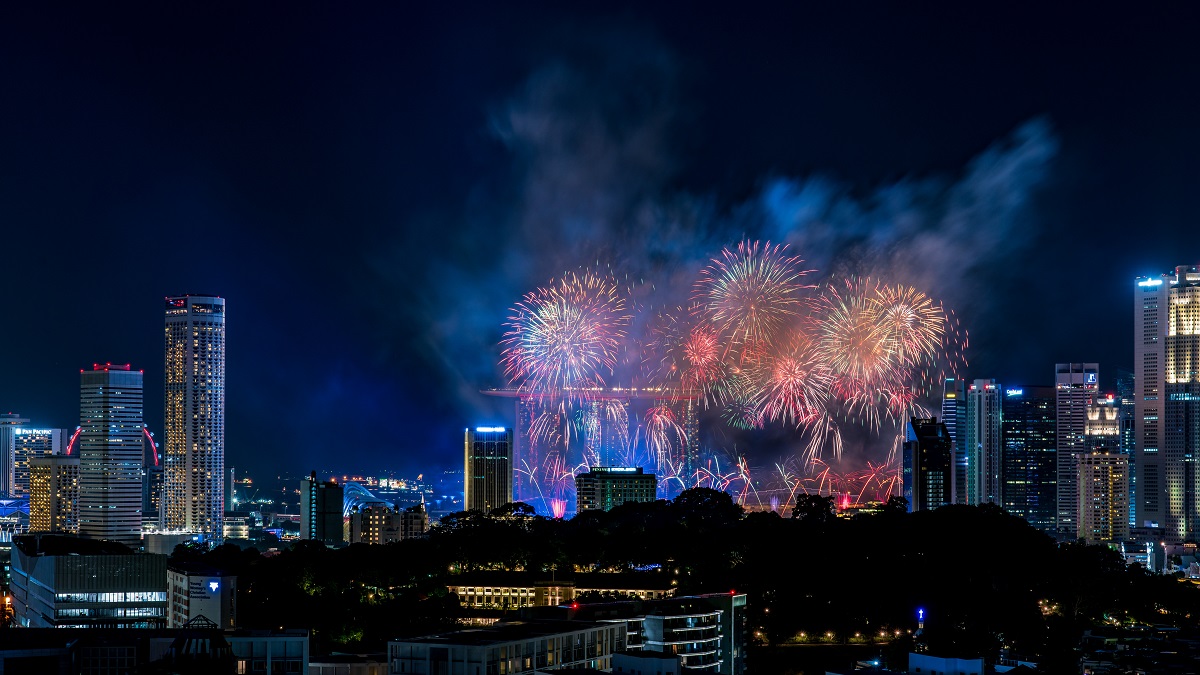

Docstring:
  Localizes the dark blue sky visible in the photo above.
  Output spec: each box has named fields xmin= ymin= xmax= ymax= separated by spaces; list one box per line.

xmin=2 ymin=3 xmax=1198 ymax=478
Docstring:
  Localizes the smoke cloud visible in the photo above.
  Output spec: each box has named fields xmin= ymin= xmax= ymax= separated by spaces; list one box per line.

xmin=398 ymin=35 xmax=1059 ymax=453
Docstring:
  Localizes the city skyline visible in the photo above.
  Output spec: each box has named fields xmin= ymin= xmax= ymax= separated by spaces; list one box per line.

xmin=2 ymin=4 xmax=1199 ymax=479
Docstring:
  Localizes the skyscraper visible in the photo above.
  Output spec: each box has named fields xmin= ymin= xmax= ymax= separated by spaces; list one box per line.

xmin=29 ymin=455 xmax=80 ymax=533
xmin=78 ymin=364 xmax=144 ymax=547
xmin=163 ymin=295 xmax=226 ymax=535
xmin=966 ymin=379 xmax=1002 ymax=505
xmin=1055 ymin=362 xmax=1099 ymax=538
xmin=0 ymin=413 xmax=30 ymax=497
xmin=941 ymin=378 xmax=967 ymax=504
xmin=902 ymin=417 xmax=954 ymax=512
xmin=464 ymin=426 xmax=513 ymax=514
xmin=1135 ymin=273 xmax=1170 ymax=530
xmin=1001 ymin=385 xmax=1057 ymax=531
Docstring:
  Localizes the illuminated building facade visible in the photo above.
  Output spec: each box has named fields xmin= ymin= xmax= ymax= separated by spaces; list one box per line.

xmin=1163 ymin=265 xmax=1200 ymax=538
xmin=349 ymin=503 xmax=403 ymax=545
xmin=29 ymin=455 xmax=80 ymax=533
xmin=575 ymin=467 xmax=657 ymax=512
xmin=300 ymin=472 xmax=344 ymax=545
xmin=465 ymin=426 xmax=513 ymax=514
xmin=78 ymin=364 xmax=144 ymax=547
xmin=966 ymin=379 xmax=1002 ymax=505
xmin=901 ymin=417 xmax=953 ymax=512
xmin=1085 ymin=395 xmax=1121 ymax=450
xmin=12 ymin=426 xmax=67 ymax=498
xmin=163 ymin=295 xmax=226 ymax=536
xmin=1000 ymin=386 xmax=1057 ymax=531
xmin=940 ymin=378 xmax=967 ymax=505
xmin=1055 ymin=363 xmax=1099 ymax=537
xmin=0 ymin=413 xmax=30 ymax=497
xmin=1077 ymin=450 xmax=1130 ymax=544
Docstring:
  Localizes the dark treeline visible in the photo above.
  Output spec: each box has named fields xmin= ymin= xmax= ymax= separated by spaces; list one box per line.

xmin=174 ymin=490 xmax=1198 ymax=670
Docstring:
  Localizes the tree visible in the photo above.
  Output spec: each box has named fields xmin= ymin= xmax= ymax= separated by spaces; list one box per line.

xmin=791 ymin=494 xmax=836 ymax=524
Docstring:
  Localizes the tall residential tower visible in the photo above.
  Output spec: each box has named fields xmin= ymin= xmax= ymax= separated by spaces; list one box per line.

xmin=163 ymin=295 xmax=226 ymax=535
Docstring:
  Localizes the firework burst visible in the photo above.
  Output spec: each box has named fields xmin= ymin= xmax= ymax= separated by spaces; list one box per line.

xmin=502 ymin=270 xmax=631 ymax=395
xmin=693 ymin=240 xmax=812 ymax=352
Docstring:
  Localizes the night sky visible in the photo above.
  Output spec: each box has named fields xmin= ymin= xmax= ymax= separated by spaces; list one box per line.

xmin=2 ymin=4 xmax=1198 ymax=479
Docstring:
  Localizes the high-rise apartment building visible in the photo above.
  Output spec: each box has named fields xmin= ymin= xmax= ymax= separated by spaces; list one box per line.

xmin=29 ymin=455 xmax=80 ymax=533
xmin=78 ymin=364 xmax=145 ymax=547
xmin=941 ymin=378 xmax=968 ymax=504
xmin=0 ymin=413 xmax=30 ymax=497
xmin=902 ymin=417 xmax=954 ymax=512
xmin=1001 ymin=385 xmax=1057 ymax=531
xmin=163 ymin=295 xmax=226 ymax=536
xmin=1077 ymin=450 xmax=1130 ymax=545
xmin=13 ymin=427 xmax=67 ymax=498
xmin=464 ymin=426 xmax=513 ymax=514
xmin=966 ymin=379 xmax=1002 ymax=505
xmin=1055 ymin=363 xmax=1099 ymax=537
xmin=575 ymin=467 xmax=658 ymax=512
xmin=300 ymin=472 xmax=345 ymax=545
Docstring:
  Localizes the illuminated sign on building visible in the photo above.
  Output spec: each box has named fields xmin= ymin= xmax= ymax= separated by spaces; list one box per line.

xmin=475 ymin=427 xmax=506 ymax=433
xmin=1006 ymin=389 xmax=1024 ymax=397
xmin=1138 ymin=279 xmax=1163 ymax=287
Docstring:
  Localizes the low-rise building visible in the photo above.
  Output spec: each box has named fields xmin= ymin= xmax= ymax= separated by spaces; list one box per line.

xmin=388 ymin=620 xmax=625 ymax=675
xmin=10 ymin=534 xmax=167 ymax=628
xmin=167 ymin=562 xmax=237 ymax=628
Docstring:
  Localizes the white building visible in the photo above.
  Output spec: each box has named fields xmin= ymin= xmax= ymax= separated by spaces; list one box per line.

xmin=78 ymin=364 xmax=145 ymax=547
xmin=1056 ymin=363 xmax=1099 ymax=537
xmin=167 ymin=563 xmax=236 ymax=628
xmin=965 ymin=379 xmax=1002 ymax=505
xmin=163 ymin=295 xmax=226 ymax=536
